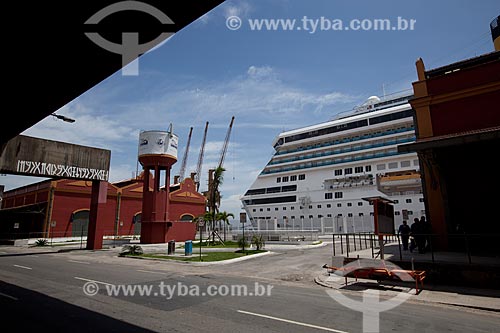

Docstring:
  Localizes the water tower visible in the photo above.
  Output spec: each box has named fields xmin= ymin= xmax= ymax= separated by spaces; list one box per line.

xmin=138 ymin=124 xmax=178 ymax=244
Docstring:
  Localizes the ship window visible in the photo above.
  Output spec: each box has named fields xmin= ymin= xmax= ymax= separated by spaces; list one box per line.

xmin=355 ymin=166 xmax=363 ymax=173
xmin=337 ymin=203 xmax=342 ymax=207
xmin=260 ymin=208 xmax=263 ymax=212
xmin=283 ymin=207 xmax=286 ymax=210
xmin=300 ymin=215 xmax=304 ymax=219
xmin=318 ymin=215 xmax=323 ymax=218
xmin=252 ymin=209 xmax=256 ymax=212
xmin=309 ymin=215 xmax=313 ymax=219
xmin=406 ymin=199 xmax=412 ymax=203
xmin=327 ymin=214 xmax=332 ymax=218
xmin=344 ymin=168 xmax=353 ymax=175
xmin=299 ymin=174 xmax=306 ymax=180
xmin=317 ymin=204 xmax=322 ymax=208
xmin=275 ymin=207 xmax=279 ymax=211
xmin=291 ymin=206 xmax=295 ymax=210
xmin=327 ymin=204 xmax=331 ymax=208
xmin=334 ymin=192 xmax=343 ymax=199
xmin=419 ymin=198 xmax=424 ymax=202
xmin=388 ymin=162 xmax=398 ymax=169
xmin=394 ymin=200 xmax=399 ymax=204
xmin=309 ymin=205 xmax=313 ymax=209
xmin=413 ymin=159 xmax=419 ymax=166
xmin=337 ymin=213 xmax=343 ymax=217
xmin=357 ymin=202 xmax=363 ymax=206
xmin=291 ymin=216 xmax=296 ymax=219
xmin=267 ymin=208 xmax=271 ymax=211
xmin=290 ymin=175 xmax=297 ymax=181
xmin=370 ymin=212 xmax=374 ymax=216
xmin=335 ymin=169 xmax=342 ymax=176
xmin=401 ymin=160 xmax=411 ymax=168
xmin=368 ymin=109 xmax=413 ymax=125
xmin=359 ymin=213 xmax=364 ymax=217
xmin=267 ymin=186 xmax=281 ymax=194
xmin=366 ymin=165 xmax=372 ymax=172
xmin=377 ymin=164 xmax=386 ymax=170
xmin=325 ymin=193 xmax=333 ymax=199
xmin=246 ymin=188 xmax=266 ymax=195
xmin=276 ymin=177 xmax=281 ymax=183
xmin=395 ymin=211 xmax=401 ymax=216
xmin=282 ymin=185 xmax=297 ymax=192
xmin=282 ymin=176 xmax=289 ymax=182
xmin=347 ymin=203 xmax=352 ymax=207
xmin=408 ymin=210 xmax=413 ymax=215
xmin=244 ymin=196 xmax=297 ymax=206
xmin=348 ymin=213 xmax=353 ymax=217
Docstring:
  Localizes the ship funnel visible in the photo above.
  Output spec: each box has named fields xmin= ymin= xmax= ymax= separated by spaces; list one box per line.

xmin=491 ymin=15 xmax=500 ymax=51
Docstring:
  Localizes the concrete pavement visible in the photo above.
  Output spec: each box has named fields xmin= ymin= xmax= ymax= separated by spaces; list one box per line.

xmin=1 ymin=238 xmax=499 ymax=314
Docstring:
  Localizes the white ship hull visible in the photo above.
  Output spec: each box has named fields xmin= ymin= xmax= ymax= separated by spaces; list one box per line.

xmin=241 ymin=94 xmax=425 ymax=233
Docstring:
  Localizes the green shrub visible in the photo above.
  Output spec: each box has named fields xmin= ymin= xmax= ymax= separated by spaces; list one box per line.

xmin=237 ymin=237 xmax=248 ymax=249
xmin=120 ymin=244 xmax=144 ymax=256
xmin=251 ymin=235 xmax=265 ymax=251
xmin=35 ymin=239 xmax=49 ymax=246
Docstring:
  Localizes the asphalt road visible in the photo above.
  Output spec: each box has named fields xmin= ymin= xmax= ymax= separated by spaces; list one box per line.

xmin=0 ymin=244 xmax=499 ymax=332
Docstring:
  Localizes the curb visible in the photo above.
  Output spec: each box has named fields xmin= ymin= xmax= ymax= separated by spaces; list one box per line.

xmin=118 ymin=251 xmax=272 ymax=266
xmin=314 ymin=275 xmax=500 ymax=313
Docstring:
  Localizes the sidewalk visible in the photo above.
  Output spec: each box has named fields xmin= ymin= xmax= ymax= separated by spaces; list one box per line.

xmin=314 ymin=251 xmax=500 ymax=312
xmin=315 ymin=271 xmax=500 ymax=312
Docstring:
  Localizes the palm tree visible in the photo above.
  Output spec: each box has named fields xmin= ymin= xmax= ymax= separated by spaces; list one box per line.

xmin=208 ymin=166 xmax=225 ymax=243
xmin=200 ymin=211 xmax=215 ymax=245
xmin=216 ymin=211 xmax=234 ymax=242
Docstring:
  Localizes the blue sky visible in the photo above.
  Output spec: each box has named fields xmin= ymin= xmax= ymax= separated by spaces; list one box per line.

xmin=2 ymin=0 xmax=498 ymax=222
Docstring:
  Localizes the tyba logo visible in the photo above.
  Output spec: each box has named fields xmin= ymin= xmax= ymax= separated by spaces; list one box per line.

xmin=84 ymin=1 xmax=174 ymax=76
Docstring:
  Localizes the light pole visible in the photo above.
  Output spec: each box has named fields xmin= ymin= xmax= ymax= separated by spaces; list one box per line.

xmin=51 ymin=113 xmax=75 ymax=123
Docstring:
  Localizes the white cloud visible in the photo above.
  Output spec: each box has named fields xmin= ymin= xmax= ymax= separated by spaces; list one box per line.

xmin=3 ymin=64 xmax=355 ymax=219
xmin=224 ymin=1 xmax=252 ymax=19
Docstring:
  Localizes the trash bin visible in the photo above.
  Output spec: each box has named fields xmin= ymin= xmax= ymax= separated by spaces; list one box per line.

xmin=184 ymin=240 xmax=193 ymax=256
xmin=167 ymin=240 xmax=176 ymax=255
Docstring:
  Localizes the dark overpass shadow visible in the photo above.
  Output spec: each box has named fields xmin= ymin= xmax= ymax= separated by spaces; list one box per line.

xmin=0 ymin=281 xmax=155 ymax=332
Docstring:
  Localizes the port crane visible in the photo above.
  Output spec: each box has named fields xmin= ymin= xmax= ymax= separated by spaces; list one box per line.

xmin=194 ymin=121 xmax=209 ymax=192
xmin=177 ymin=126 xmax=193 ymax=182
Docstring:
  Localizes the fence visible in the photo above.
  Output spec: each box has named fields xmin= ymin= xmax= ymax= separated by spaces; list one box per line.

xmin=249 ymin=216 xmax=374 ymax=234
xmin=330 ymin=232 xmax=500 ymax=266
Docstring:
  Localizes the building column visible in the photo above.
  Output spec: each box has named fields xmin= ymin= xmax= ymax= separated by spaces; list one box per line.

xmin=87 ymin=180 xmax=108 ymax=250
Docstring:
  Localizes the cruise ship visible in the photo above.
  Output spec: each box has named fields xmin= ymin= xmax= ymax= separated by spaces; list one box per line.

xmin=240 ymin=92 xmax=425 ymax=233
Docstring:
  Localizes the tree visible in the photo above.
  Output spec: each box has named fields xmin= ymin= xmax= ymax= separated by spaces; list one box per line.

xmin=208 ymin=166 xmax=225 ymax=243
xmin=200 ymin=211 xmax=215 ymax=245
xmin=216 ymin=211 xmax=234 ymax=242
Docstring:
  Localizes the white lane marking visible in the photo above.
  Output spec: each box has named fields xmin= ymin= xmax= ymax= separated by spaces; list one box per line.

xmin=137 ymin=269 xmax=168 ymax=275
xmin=13 ymin=265 xmax=32 ymax=270
xmin=237 ymin=310 xmax=348 ymax=333
xmin=68 ymin=260 xmax=90 ymax=265
xmin=0 ymin=292 xmax=18 ymax=301
xmin=74 ymin=277 xmax=114 ymax=286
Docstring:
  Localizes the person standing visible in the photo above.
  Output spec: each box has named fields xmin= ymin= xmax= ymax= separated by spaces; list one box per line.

xmin=398 ymin=220 xmax=411 ymax=251
xmin=410 ymin=217 xmax=421 ymax=253
xmin=420 ymin=215 xmax=432 ymax=252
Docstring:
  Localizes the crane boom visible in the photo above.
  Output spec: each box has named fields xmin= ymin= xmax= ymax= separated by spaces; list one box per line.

xmin=218 ymin=116 xmax=235 ymax=169
xmin=178 ymin=126 xmax=193 ymax=181
xmin=195 ymin=121 xmax=209 ymax=191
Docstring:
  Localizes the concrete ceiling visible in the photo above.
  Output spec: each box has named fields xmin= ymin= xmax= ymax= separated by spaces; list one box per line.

xmin=2 ymin=0 xmax=225 ymax=149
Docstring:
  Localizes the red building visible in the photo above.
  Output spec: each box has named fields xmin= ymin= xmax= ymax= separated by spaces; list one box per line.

xmin=399 ymin=16 xmax=500 ymax=254
xmin=0 ymin=175 xmax=205 ymax=242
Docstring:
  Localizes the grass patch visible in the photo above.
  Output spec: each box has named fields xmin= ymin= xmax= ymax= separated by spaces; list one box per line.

xmin=124 ymin=250 xmax=267 ymax=262
xmin=182 ymin=241 xmax=240 ymax=248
